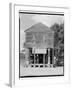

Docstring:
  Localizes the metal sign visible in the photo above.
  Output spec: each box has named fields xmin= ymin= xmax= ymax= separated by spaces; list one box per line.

xmin=32 ymin=48 xmax=46 ymax=54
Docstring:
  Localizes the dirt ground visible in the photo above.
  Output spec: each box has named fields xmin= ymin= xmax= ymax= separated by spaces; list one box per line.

xmin=20 ymin=59 xmax=64 ymax=77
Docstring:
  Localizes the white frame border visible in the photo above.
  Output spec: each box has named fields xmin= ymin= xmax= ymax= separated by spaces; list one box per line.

xmin=9 ymin=3 xmax=70 ymax=87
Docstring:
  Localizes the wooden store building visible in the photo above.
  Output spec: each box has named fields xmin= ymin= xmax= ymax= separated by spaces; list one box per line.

xmin=24 ymin=23 xmax=54 ymax=67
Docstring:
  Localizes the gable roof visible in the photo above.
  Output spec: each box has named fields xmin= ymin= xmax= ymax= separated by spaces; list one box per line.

xmin=24 ymin=23 xmax=53 ymax=33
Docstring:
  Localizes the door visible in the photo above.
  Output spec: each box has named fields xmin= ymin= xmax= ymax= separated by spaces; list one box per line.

xmin=38 ymin=54 xmax=43 ymax=64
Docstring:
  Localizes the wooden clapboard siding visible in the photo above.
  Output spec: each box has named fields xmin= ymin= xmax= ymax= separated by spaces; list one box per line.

xmin=24 ymin=23 xmax=54 ymax=48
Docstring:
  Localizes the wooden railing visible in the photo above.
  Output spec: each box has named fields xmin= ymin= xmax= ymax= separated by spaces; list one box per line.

xmin=24 ymin=64 xmax=54 ymax=68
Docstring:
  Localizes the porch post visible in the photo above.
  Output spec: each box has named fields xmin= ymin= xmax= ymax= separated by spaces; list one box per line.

xmin=34 ymin=48 xmax=35 ymax=67
xmin=48 ymin=48 xmax=50 ymax=65
xmin=52 ymin=49 xmax=54 ymax=65
xmin=43 ymin=54 xmax=45 ymax=67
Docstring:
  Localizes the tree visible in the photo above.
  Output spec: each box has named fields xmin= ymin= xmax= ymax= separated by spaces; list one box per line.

xmin=50 ymin=23 xmax=64 ymax=66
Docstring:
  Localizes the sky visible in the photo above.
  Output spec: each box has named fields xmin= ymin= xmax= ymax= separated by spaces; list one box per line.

xmin=20 ymin=13 xmax=64 ymax=50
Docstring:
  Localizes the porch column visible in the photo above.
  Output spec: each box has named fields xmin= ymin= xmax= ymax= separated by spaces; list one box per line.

xmin=48 ymin=49 xmax=50 ymax=65
xmin=37 ymin=54 xmax=38 ymax=64
xmin=52 ymin=49 xmax=54 ymax=65
xmin=34 ymin=48 xmax=35 ymax=67
xmin=43 ymin=54 xmax=45 ymax=67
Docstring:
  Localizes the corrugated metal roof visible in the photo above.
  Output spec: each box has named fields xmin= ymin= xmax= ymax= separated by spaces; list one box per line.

xmin=24 ymin=23 xmax=53 ymax=32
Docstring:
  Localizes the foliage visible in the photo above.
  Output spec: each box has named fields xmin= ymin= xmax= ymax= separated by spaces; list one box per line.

xmin=50 ymin=23 xmax=64 ymax=65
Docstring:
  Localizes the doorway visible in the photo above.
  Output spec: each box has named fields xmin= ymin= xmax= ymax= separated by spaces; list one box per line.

xmin=38 ymin=54 xmax=43 ymax=64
